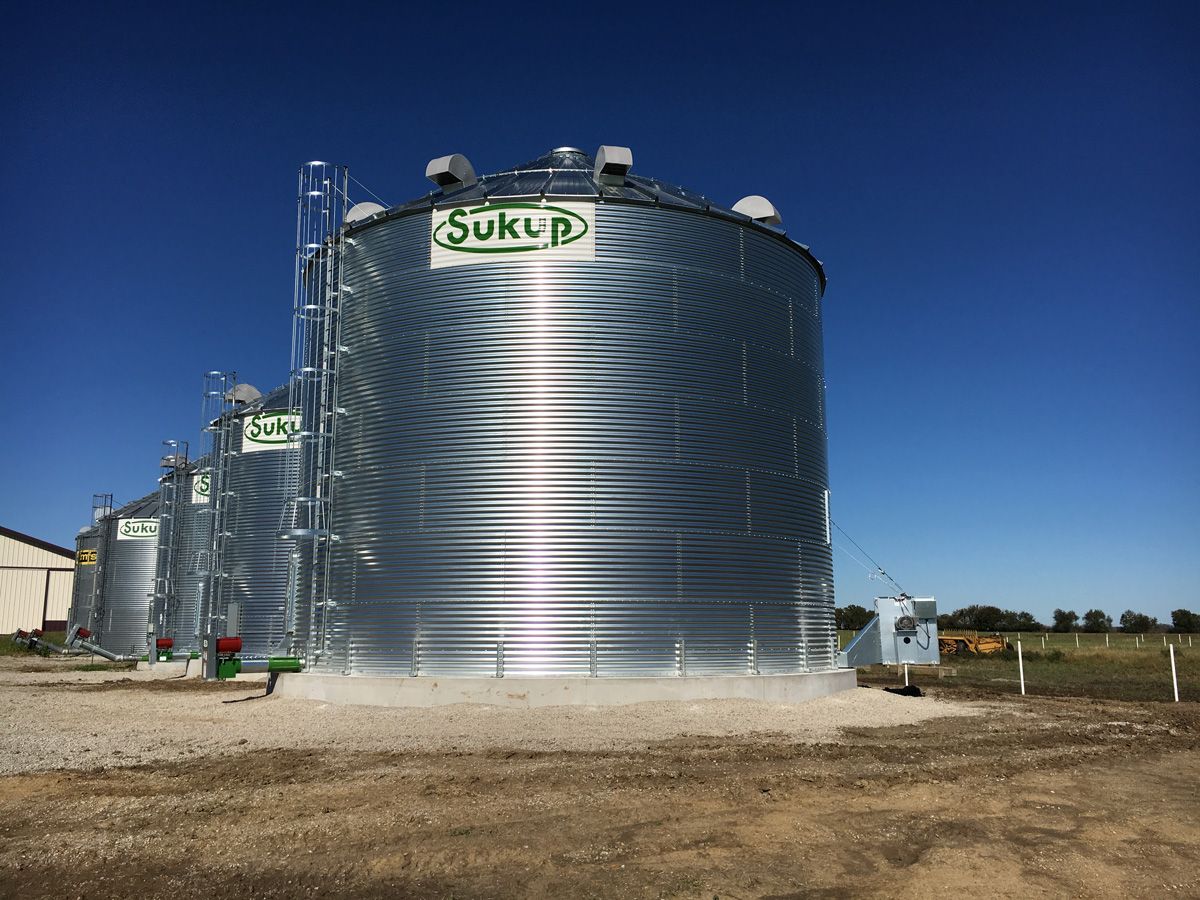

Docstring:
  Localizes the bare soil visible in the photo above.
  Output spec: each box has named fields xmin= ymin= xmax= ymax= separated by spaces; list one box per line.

xmin=1 ymin=657 xmax=1197 ymax=899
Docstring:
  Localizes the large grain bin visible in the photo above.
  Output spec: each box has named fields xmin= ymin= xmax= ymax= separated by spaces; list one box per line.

xmin=89 ymin=492 xmax=160 ymax=656
xmin=282 ymin=147 xmax=846 ymax=703
xmin=212 ymin=385 xmax=298 ymax=657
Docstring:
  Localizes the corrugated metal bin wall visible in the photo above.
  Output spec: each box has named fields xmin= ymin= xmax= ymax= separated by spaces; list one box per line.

xmin=163 ymin=466 xmax=212 ymax=653
xmin=95 ymin=493 xmax=160 ymax=656
xmin=299 ymin=151 xmax=834 ymax=678
xmin=67 ymin=526 xmax=102 ymax=633
xmin=215 ymin=391 xmax=298 ymax=657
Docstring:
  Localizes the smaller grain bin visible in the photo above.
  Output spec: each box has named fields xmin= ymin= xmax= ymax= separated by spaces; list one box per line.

xmin=67 ymin=524 xmax=104 ymax=636
xmin=89 ymin=492 xmax=161 ymax=656
xmin=151 ymin=455 xmax=213 ymax=655
xmin=211 ymin=385 xmax=298 ymax=657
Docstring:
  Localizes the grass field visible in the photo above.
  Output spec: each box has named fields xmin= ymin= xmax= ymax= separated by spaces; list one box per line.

xmin=0 ymin=631 xmax=67 ymax=656
xmin=837 ymin=629 xmax=1198 ymax=651
xmin=0 ymin=632 xmax=139 ymax=671
xmin=858 ymin=644 xmax=1198 ymax=702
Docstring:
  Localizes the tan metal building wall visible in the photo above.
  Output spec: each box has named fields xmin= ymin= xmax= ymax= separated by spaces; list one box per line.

xmin=0 ymin=526 xmax=75 ymax=633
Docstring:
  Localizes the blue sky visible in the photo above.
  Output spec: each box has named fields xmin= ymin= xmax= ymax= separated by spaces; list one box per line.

xmin=3 ymin=2 xmax=1196 ymax=622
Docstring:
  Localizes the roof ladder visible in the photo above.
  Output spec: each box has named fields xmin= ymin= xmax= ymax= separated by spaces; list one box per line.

xmin=279 ymin=162 xmax=349 ymax=668
xmin=148 ymin=441 xmax=188 ymax=667
xmin=198 ymin=371 xmax=238 ymax=679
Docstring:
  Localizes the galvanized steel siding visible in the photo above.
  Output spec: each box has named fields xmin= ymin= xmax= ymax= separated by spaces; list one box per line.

xmin=97 ymin=522 xmax=157 ymax=656
xmin=310 ymin=200 xmax=834 ymax=676
xmin=164 ymin=470 xmax=210 ymax=652
xmin=217 ymin=418 xmax=297 ymax=657
xmin=68 ymin=528 xmax=102 ymax=633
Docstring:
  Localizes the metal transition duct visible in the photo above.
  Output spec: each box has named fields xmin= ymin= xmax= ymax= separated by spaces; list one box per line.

xmin=286 ymin=147 xmax=834 ymax=678
xmin=839 ymin=596 xmax=940 ymax=668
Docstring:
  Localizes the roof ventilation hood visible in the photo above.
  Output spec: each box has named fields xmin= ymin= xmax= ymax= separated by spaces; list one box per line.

xmin=593 ymin=145 xmax=633 ymax=186
xmin=732 ymin=195 xmax=782 ymax=225
xmin=425 ymin=154 xmax=477 ymax=191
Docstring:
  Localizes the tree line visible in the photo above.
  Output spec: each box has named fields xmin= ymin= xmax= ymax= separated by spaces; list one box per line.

xmin=834 ymin=603 xmax=1200 ymax=634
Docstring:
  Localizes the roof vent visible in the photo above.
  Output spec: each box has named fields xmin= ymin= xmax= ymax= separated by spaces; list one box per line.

xmin=346 ymin=201 xmax=386 ymax=224
xmin=160 ymin=454 xmax=188 ymax=470
xmin=594 ymin=145 xmax=633 ymax=186
xmin=425 ymin=154 xmax=477 ymax=191
xmin=732 ymin=195 xmax=782 ymax=226
xmin=226 ymin=384 xmax=262 ymax=405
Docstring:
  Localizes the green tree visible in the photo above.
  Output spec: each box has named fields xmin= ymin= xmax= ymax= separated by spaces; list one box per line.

xmin=1080 ymin=609 xmax=1112 ymax=632
xmin=1007 ymin=610 xmax=1044 ymax=631
xmin=1051 ymin=609 xmax=1079 ymax=632
xmin=836 ymin=604 xmax=873 ymax=631
xmin=951 ymin=604 xmax=1005 ymax=630
xmin=936 ymin=606 xmax=1044 ymax=632
xmin=1119 ymin=610 xmax=1156 ymax=633
xmin=1170 ymin=609 xmax=1200 ymax=633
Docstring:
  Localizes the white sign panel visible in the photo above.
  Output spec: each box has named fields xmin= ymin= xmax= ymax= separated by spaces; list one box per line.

xmin=431 ymin=201 xmax=595 ymax=269
xmin=191 ymin=471 xmax=211 ymax=504
xmin=241 ymin=410 xmax=300 ymax=453
xmin=117 ymin=518 xmax=159 ymax=540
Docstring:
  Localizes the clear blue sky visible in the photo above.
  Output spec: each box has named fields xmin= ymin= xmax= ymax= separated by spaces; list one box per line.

xmin=3 ymin=2 xmax=1196 ymax=623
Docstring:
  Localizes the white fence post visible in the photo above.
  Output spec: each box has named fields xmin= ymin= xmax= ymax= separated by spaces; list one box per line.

xmin=1018 ymin=640 xmax=1026 ymax=696
xmin=1169 ymin=644 xmax=1179 ymax=703
xmin=1075 ymin=633 xmax=1080 ymax=649
xmin=1105 ymin=633 xmax=1109 ymax=648
xmin=1041 ymin=634 xmax=1046 ymax=650
xmin=1163 ymin=634 xmax=1167 ymax=647
xmin=904 ymin=663 xmax=909 ymax=687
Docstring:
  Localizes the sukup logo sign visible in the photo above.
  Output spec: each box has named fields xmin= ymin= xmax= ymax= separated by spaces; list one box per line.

xmin=191 ymin=472 xmax=211 ymax=504
xmin=242 ymin=410 xmax=300 ymax=453
xmin=430 ymin=201 xmax=595 ymax=269
xmin=117 ymin=518 xmax=158 ymax=540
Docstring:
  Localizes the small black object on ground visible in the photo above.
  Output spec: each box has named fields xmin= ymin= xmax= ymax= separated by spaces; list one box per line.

xmin=883 ymin=684 xmax=924 ymax=698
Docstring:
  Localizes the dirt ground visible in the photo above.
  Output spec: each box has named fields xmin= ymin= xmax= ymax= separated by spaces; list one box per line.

xmin=1 ymin=658 xmax=1197 ymax=899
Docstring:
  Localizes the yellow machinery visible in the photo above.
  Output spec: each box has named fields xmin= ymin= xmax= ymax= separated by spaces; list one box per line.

xmin=938 ymin=631 xmax=1011 ymax=656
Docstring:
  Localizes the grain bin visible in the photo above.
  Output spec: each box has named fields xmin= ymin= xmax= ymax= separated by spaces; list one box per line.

xmin=211 ymin=385 xmax=298 ymax=658
xmin=67 ymin=530 xmax=103 ymax=635
xmin=150 ymin=455 xmax=212 ymax=655
xmin=89 ymin=492 xmax=160 ymax=656
xmin=280 ymin=147 xmax=847 ymax=703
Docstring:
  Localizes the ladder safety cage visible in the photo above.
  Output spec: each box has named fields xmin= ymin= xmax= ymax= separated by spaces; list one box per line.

xmin=81 ymin=493 xmax=113 ymax=639
xmin=279 ymin=162 xmax=350 ymax=667
xmin=148 ymin=441 xmax=188 ymax=665
xmin=198 ymin=371 xmax=238 ymax=679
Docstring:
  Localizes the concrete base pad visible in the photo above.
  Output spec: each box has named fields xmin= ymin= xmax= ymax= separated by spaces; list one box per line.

xmin=274 ymin=669 xmax=857 ymax=709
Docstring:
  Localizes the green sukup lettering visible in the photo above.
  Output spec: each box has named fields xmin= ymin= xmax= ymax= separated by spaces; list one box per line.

xmin=497 ymin=211 xmax=519 ymax=240
xmin=446 ymin=208 xmax=469 ymax=245
xmin=432 ymin=203 xmax=589 ymax=255
xmin=550 ymin=217 xmax=573 ymax=247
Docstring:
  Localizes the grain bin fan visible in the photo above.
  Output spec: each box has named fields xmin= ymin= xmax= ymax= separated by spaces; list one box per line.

xmin=837 ymin=595 xmax=939 ymax=667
